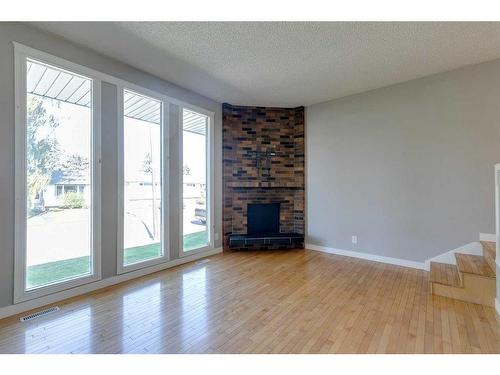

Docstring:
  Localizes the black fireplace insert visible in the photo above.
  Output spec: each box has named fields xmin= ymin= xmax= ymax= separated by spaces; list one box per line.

xmin=247 ymin=203 xmax=280 ymax=235
xmin=229 ymin=202 xmax=304 ymax=248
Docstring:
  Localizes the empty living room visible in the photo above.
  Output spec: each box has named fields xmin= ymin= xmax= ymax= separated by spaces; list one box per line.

xmin=1 ymin=1 xmax=500 ymax=372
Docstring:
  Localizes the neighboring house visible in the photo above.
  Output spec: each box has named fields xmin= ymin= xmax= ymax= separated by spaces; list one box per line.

xmin=43 ymin=169 xmax=90 ymax=208
xmin=183 ymin=174 xmax=206 ymax=199
xmin=123 ymin=178 xmax=204 ymax=200
xmin=38 ymin=169 xmax=203 ymax=210
xmin=182 ymin=174 xmax=206 ymax=223
xmin=124 ymin=179 xmax=161 ymax=201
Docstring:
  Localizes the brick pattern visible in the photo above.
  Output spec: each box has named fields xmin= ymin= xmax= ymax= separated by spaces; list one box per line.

xmin=223 ymin=103 xmax=305 ymax=250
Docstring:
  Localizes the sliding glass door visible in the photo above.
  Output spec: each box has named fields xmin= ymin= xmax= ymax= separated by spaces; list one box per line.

xmin=119 ymin=89 xmax=166 ymax=271
xmin=15 ymin=51 xmax=101 ymax=302
xmin=181 ymin=108 xmax=211 ymax=255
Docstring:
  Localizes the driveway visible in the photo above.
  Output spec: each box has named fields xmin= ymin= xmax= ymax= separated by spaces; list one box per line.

xmin=27 ymin=201 xmax=208 ymax=266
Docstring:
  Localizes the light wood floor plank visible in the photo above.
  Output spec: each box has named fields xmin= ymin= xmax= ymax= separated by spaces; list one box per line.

xmin=0 ymin=249 xmax=499 ymax=354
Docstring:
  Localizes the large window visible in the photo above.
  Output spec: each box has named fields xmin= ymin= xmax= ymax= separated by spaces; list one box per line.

xmin=14 ymin=46 xmax=216 ymax=301
xmin=15 ymin=47 xmax=101 ymax=302
xmin=118 ymin=89 xmax=167 ymax=271
xmin=181 ymin=108 xmax=212 ymax=254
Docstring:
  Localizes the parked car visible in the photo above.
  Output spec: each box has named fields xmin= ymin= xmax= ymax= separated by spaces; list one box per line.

xmin=194 ymin=207 xmax=206 ymax=223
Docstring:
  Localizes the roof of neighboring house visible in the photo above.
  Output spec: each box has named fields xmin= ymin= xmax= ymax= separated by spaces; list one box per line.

xmin=49 ymin=169 xmax=89 ymax=185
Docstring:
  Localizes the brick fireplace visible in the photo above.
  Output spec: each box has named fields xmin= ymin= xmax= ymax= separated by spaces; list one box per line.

xmin=222 ymin=103 xmax=305 ymax=250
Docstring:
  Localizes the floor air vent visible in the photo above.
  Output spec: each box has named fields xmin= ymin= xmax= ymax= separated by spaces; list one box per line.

xmin=20 ymin=306 xmax=60 ymax=322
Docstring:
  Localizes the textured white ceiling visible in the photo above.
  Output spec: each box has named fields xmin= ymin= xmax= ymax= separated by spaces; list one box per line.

xmin=32 ymin=22 xmax=500 ymax=107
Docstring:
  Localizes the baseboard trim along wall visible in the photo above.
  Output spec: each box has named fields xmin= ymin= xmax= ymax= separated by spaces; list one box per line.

xmin=307 ymin=233 xmax=497 ymax=272
xmin=0 ymin=247 xmax=223 ymax=320
xmin=305 ymin=243 xmax=426 ymax=270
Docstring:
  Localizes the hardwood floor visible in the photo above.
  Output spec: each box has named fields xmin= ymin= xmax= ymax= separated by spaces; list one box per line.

xmin=0 ymin=249 xmax=499 ymax=354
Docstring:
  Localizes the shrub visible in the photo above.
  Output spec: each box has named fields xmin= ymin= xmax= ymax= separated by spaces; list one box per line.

xmin=62 ymin=192 xmax=86 ymax=209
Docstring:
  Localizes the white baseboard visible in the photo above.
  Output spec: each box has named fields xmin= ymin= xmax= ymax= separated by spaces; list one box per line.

xmin=496 ymin=298 xmax=500 ymax=317
xmin=0 ymin=247 xmax=222 ymax=320
xmin=479 ymin=233 xmax=496 ymax=242
xmin=305 ymin=243 xmax=426 ymax=270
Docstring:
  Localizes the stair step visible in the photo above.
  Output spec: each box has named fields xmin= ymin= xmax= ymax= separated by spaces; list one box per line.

xmin=480 ymin=241 xmax=496 ymax=259
xmin=455 ymin=253 xmax=495 ymax=278
xmin=480 ymin=241 xmax=496 ymax=272
xmin=430 ymin=262 xmax=461 ymax=287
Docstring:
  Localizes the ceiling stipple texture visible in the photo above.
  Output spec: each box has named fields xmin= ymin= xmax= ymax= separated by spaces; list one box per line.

xmin=32 ymin=22 xmax=500 ymax=106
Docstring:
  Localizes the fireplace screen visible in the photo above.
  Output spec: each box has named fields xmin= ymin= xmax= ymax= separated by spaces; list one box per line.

xmin=247 ymin=203 xmax=280 ymax=235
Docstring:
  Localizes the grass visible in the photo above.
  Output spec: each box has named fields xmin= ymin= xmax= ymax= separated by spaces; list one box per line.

xmin=26 ymin=230 xmax=209 ymax=289
xmin=123 ymin=242 xmax=162 ymax=266
xmin=183 ymin=230 xmax=208 ymax=251
xmin=27 ymin=256 xmax=91 ymax=290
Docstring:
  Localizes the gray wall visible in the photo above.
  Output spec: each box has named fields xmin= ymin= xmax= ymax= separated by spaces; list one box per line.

xmin=0 ymin=23 xmax=223 ymax=308
xmin=306 ymin=59 xmax=500 ymax=262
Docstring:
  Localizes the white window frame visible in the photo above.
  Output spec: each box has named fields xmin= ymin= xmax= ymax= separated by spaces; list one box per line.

xmin=14 ymin=43 xmax=102 ymax=303
xmin=116 ymin=85 xmax=170 ymax=274
xmin=179 ymin=106 xmax=215 ymax=258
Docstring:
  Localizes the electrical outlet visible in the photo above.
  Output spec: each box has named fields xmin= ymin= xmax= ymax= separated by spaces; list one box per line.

xmin=351 ymin=235 xmax=358 ymax=244
xmin=214 ymin=233 xmax=219 ymax=241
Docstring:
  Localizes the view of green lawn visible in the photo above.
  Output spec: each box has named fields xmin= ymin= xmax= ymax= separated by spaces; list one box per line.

xmin=26 ymin=230 xmax=208 ymax=289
